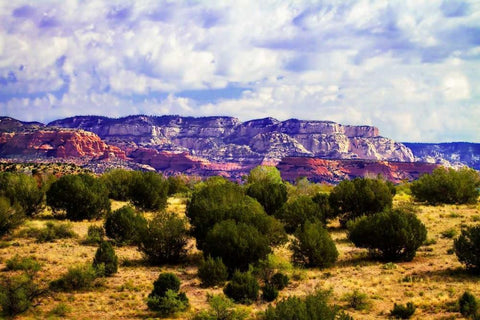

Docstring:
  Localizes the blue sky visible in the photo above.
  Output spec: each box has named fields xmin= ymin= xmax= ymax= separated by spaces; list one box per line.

xmin=0 ymin=0 xmax=479 ymax=142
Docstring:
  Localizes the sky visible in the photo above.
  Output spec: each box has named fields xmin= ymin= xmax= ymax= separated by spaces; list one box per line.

xmin=0 ymin=0 xmax=479 ymax=142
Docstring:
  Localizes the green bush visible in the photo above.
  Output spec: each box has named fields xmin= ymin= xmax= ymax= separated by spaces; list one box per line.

xmin=198 ymin=256 xmax=229 ymax=287
xmin=147 ymin=273 xmax=188 ymax=316
xmin=223 ymin=271 xmax=259 ymax=304
xmin=0 ymin=172 xmax=45 ymax=217
xmin=167 ymin=175 xmax=190 ymax=195
xmin=454 ymin=226 xmax=480 ymax=273
xmin=390 ymin=302 xmax=416 ymax=319
xmin=246 ymin=181 xmax=287 ymax=216
xmin=5 ymin=255 xmax=41 ymax=273
xmin=50 ymin=265 xmax=97 ymax=291
xmin=93 ymin=241 xmax=118 ymax=276
xmin=276 ymin=196 xmax=325 ymax=233
xmin=128 ymin=171 xmax=169 ymax=211
xmin=104 ymin=205 xmax=146 ymax=245
xmin=203 ymin=220 xmax=271 ymax=272
xmin=46 ymin=174 xmax=110 ymax=221
xmin=411 ymin=167 xmax=480 ymax=205
xmin=329 ymin=177 xmax=394 ymax=226
xmin=34 ymin=222 xmax=76 ymax=242
xmin=84 ymin=225 xmax=105 ymax=245
xmin=137 ymin=212 xmax=188 ymax=265
xmin=0 ymin=274 xmax=40 ymax=317
xmin=262 ymin=284 xmax=278 ymax=302
xmin=291 ymin=220 xmax=338 ymax=268
xmin=191 ymin=294 xmax=248 ymax=320
xmin=347 ymin=208 xmax=427 ymax=261
xmin=101 ymin=169 xmax=134 ymax=201
xmin=270 ymin=272 xmax=289 ymax=290
xmin=150 ymin=273 xmax=181 ymax=298
xmin=459 ymin=291 xmax=478 ymax=318
xmin=344 ymin=290 xmax=370 ymax=310
xmin=0 ymin=196 xmax=24 ymax=237
xmin=262 ymin=289 xmax=351 ymax=320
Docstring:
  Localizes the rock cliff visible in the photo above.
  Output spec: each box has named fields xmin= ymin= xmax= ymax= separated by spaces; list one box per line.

xmin=48 ymin=115 xmax=414 ymax=163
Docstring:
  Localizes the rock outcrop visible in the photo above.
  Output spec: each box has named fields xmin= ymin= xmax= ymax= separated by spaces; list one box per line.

xmin=48 ymin=115 xmax=415 ymax=163
xmin=0 ymin=128 xmax=126 ymax=160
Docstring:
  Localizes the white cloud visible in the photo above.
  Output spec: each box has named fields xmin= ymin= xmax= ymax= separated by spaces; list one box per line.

xmin=0 ymin=0 xmax=479 ymax=142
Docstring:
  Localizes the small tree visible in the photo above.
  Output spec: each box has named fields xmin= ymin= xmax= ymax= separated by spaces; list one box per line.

xmin=329 ymin=177 xmax=394 ymax=226
xmin=137 ymin=212 xmax=188 ymax=265
xmin=0 ymin=196 xmax=24 ymax=237
xmin=0 ymin=172 xmax=44 ymax=216
xmin=101 ymin=169 xmax=134 ymax=201
xmin=223 ymin=271 xmax=259 ymax=304
xmin=128 ymin=171 xmax=169 ymax=211
xmin=390 ymin=302 xmax=416 ymax=319
xmin=347 ymin=209 xmax=427 ymax=261
xmin=291 ymin=220 xmax=338 ymax=268
xmin=192 ymin=294 xmax=248 ymax=320
xmin=104 ymin=206 xmax=147 ymax=245
xmin=454 ymin=226 xmax=480 ymax=273
xmin=46 ymin=174 xmax=110 ymax=221
xmin=246 ymin=182 xmax=287 ymax=216
xmin=203 ymin=220 xmax=271 ymax=272
xmin=411 ymin=167 xmax=480 ymax=205
xmin=92 ymin=241 xmax=118 ymax=276
xmin=276 ymin=196 xmax=324 ymax=233
xmin=459 ymin=291 xmax=478 ymax=318
xmin=147 ymin=273 xmax=188 ymax=316
xmin=198 ymin=256 xmax=229 ymax=287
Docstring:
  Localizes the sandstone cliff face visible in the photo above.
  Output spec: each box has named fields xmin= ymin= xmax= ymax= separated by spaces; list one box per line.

xmin=49 ymin=115 xmax=415 ymax=163
xmin=0 ymin=129 xmax=126 ymax=160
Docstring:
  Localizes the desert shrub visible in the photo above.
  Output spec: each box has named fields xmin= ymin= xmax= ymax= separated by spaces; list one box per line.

xmin=312 ymin=193 xmax=335 ymax=221
xmin=441 ymin=228 xmax=458 ymax=239
xmin=246 ymin=181 xmax=288 ymax=216
xmin=459 ymin=291 xmax=478 ymax=318
xmin=270 ymin=272 xmax=289 ymax=290
xmin=34 ymin=222 xmax=76 ymax=242
xmin=411 ymin=167 xmax=480 ymax=205
xmin=137 ymin=212 xmax=188 ymax=264
xmin=0 ymin=196 xmax=24 ymax=237
xmin=128 ymin=171 xmax=169 ymax=211
xmin=49 ymin=303 xmax=71 ymax=317
xmin=198 ymin=256 xmax=229 ymax=287
xmin=93 ymin=241 xmax=118 ymax=276
xmin=0 ymin=274 xmax=41 ymax=317
xmin=203 ymin=220 xmax=271 ymax=272
xmin=186 ymin=179 xmax=247 ymax=248
xmin=167 ymin=175 xmax=190 ymax=195
xmin=147 ymin=273 xmax=188 ymax=316
xmin=150 ymin=273 xmax=180 ymax=297
xmin=262 ymin=284 xmax=278 ymax=302
xmin=191 ymin=294 xmax=248 ymax=320
xmin=104 ymin=205 xmax=146 ymax=245
xmin=223 ymin=271 xmax=259 ymax=304
xmin=84 ymin=225 xmax=105 ymax=245
xmin=262 ymin=289 xmax=350 ymax=320
xmin=390 ymin=302 xmax=416 ymax=319
xmin=101 ymin=169 xmax=134 ymax=201
xmin=255 ymin=254 xmax=293 ymax=283
xmin=344 ymin=290 xmax=370 ymax=310
xmin=0 ymin=172 xmax=44 ymax=216
xmin=50 ymin=265 xmax=97 ymax=291
xmin=46 ymin=174 xmax=110 ymax=221
xmin=291 ymin=220 xmax=338 ymax=268
xmin=276 ymin=196 xmax=325 ymax=233
xmin=347 ymin=208 xmax=427 ymax=261
xmin=329 ymin=177 xmax=394 ymax=226
xmin=5 ymin=255 xmax=41 ymax=273
xmin=454 ymin=226 xmax=480 ymax=273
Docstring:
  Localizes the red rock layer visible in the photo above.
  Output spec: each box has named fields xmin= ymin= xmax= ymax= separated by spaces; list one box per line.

xmin=0 ymin=129 xmax=126 ymax=160
xmin=277 ymin=157 xmax=439 ymax=184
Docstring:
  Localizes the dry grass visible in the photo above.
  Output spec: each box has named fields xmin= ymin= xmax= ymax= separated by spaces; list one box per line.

xmin=1 ymin=196 xmax=479 ymax=319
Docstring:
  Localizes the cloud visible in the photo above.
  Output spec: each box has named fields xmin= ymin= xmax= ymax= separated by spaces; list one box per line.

xmin=0 ymin=0 xmax=479 ymax=142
